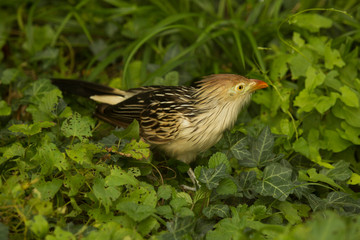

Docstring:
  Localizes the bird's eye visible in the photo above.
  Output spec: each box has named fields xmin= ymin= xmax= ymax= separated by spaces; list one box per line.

xmin=237 ymin=85 xmax=244 ymax=91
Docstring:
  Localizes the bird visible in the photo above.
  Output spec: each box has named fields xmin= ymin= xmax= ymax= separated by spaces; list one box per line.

xmin=52 ymin=74 xmax=268 ymax=187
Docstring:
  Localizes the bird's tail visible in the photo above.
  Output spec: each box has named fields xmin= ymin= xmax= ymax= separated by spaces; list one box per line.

xmin=51 ymin=78 xmax=129 ymax=105
xmin=51 ymin=78 xmax=125 ymax=98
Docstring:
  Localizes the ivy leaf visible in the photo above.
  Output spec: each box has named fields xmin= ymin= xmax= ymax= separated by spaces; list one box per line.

xmin=203 ymin=204 xmax=230 ymax=218
xmin=61 ymin=112 xmax=95 ymax=142
xmin=254 ymin=163 xmax=294 ymax=201
xmin=307 ymin=192 xmax=360 ymax=213
xmin=299 ymin=168 xmax=343 ymax=190
xmin=230 ymin=137 xmax=253 ymax=167
xmin=232 ymin=126 xmax=282 ymax=167
xmin=198 ymin=163 xmax=228 ymax=190
xmin=237 ymin=171 xmax=257 ymax=199
xmin=320 ymin=160 xmax=352 ymax=181
xmin=158 ymin=216 xmax=195 ymax=240
xmin=9 ymin=121 xmax=55 ymax=136
xmin=116 ymin=202 xmax=155 ymax=222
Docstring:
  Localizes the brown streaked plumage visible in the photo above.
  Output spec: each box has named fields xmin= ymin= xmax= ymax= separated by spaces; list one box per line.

xmin=52 ymin=74 xmax=268 ymax=164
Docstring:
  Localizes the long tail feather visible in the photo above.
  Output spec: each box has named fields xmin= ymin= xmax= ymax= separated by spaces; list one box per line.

xmin=51 ymin=78 xmax=125 ymax=98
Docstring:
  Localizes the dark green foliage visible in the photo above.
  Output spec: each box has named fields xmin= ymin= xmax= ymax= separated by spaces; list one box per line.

xmin=1 ymin=0 xmax=360 ymax=239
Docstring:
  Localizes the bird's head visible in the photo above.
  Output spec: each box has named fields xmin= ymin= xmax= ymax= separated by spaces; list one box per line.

xmin=196 ymin=74 xmax=268 ymax=103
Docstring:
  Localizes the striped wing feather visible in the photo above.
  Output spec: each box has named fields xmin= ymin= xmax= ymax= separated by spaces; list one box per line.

xmin=96 ymin=86 xmax=197 ymax=144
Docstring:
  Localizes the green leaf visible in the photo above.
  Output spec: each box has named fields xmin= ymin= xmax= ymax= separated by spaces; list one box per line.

xmin=198 ymin=163 xmax=228 ymax=190
xmin=230 ymin=137 xmax=253 ymax=166
xmin=66 ymin=142 xmax=103 ymax=165
xmin=305 ymin=66 xmax=325 ymax=91
xmin=299 ymin=168 xmax=343 ymax=190
xmin=0 ymin=100 xmax=11 ymax=116
xmin=3 ymin=142 xmax=25 ymax=160
xmin=208 ymin=152 xmax=231 ymax=174
xmin=26 ymin=88 xmax=63 ymax=122
xmin=294 ymin=89 xmax=317 ymax=113
xmin=289 ymin=13 xmax=332 ymax=32
xmin=206 ymin=208 xmax=246 ymax=240
xmin=254 ymin=163 xmax=294 ymax=201
xmin=320 ymin=160 xmax=352 ymax=181
xmin=232 ymin=127 xmax=282 ymax=167
xmin=276 ymin=201 xmax=302 ymax=225
xmin=332 ymin=102 xmax=360 ymax=128
xmin=203 ymin=204 xmax=230 ymax=218
xmin=113 ymin=119 xmax=140 ymax=140
xmin=269 ymin=54 xmax=289 ymax=81
xmin=158 ymin=216 xmax=195 ymax=240
xmin=93 ymin=176 xmax=121 ymax=212
xmin=216 ymin=178 xmax=237 ymax=195
xmin=339 ymin=85 xmax=359 ymax=108
xmin=338 ymin=121 xmax=360 ymax=145
xmin=9 ymin=121 xmax=55 ymax=136
xmin=122 ymin=139 xmax=150 ymax=160
xmin=105 ymin=166 xmax=139 ymax=187
xmin=314 ymin=92 xmax=339 ymax=114
xmin=32 ymin=142 xmax=69 ymax=175
xmin=157 ymin=184 xmax=173 ymax=200
xmin=238 ymin=171 xmax=257 ymax=198
xmin=64 ymin=173 xmax=85 ymax=197
xmin=322 ymin=130 xmax=352 ymax=152
xmin=137 ymin=217 xmax=159 ymax=236
xmin=120 ymin=183 xmax=157 ymax=207
xmin=61 ymin=112 xmax=95 ymax=142
xmin=27 ymin=215 xmax=49 ymax=238
xmin=0 ymin=223 xmax=8 ymax=240
xmin=45 ymin=226 xmax=76 ymax=240
xmin=156 ymin=205 xmax=173 ymax=220
xmin=288 ymin=51 xmax=312 ymax=79
xmin=33 ymin=179 xmax=63 ymax=201
xmin=116 ymin=202 xmax=155 ymax=222
xmin=1 ymin=68 xmax=19 ymax=84
xmin=307 ymin=192 xmax=360 ymax=213
xmin=152 ymin=71 xmax=179 ymax=86
xmin=324 ymin=42 xmax=345 ymax=69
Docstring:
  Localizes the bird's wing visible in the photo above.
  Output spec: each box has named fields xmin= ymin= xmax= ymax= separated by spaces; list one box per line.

xmin=97 ymin=86 xmax=197 ymax=144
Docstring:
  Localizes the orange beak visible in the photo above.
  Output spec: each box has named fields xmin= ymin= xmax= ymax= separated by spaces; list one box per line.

xmin=249 ymin=79 xmax=268 ymax=91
